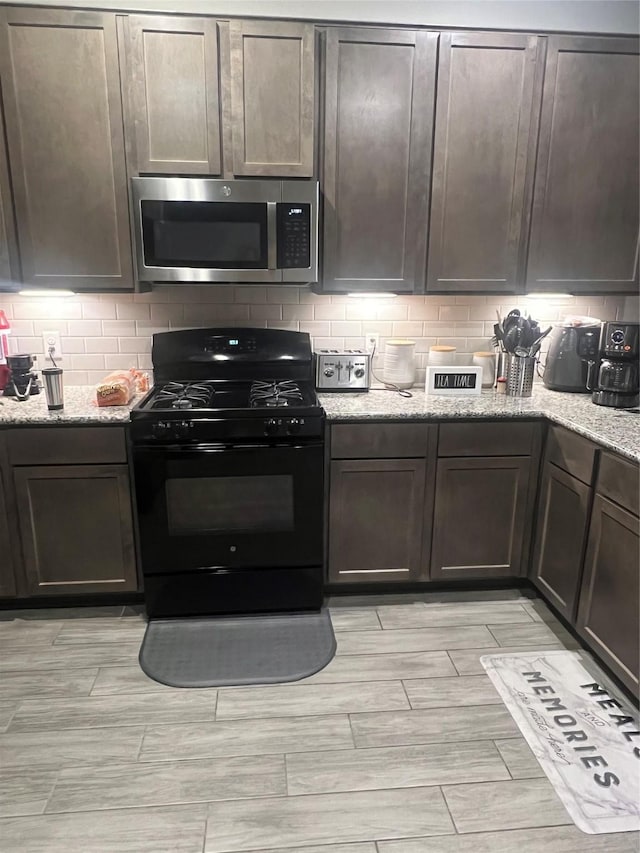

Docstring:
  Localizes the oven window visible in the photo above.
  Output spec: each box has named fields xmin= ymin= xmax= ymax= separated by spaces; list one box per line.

xmin=166 ymin=475 xmax=294 ymax=535
xmin=141 ymin=201 xmax=267 ymax=269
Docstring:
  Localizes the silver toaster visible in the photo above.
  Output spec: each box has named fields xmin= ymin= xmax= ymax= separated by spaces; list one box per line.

xmin=315 ymin=349 xmax=371 ymax=391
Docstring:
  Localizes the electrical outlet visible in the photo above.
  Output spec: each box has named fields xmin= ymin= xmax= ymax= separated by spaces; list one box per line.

xmin=365 ymin=332 xmax=379 ymax=354
xmin=42 ymin=331 xmax=63 ymax=362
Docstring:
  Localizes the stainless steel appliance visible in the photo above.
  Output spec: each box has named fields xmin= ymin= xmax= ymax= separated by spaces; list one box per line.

xmin=131 ymin=328 xmax=325 ymax=618
xmin=543 ymin=318 xmax=601 ymax=392
xmin=315 ymin=349 xmax=370 ymax=391
xmin=131 ymin=177 xmax=318 ymax=284
xmin=588 ymin=321 xmax=639 ymax=409
xmin=3 ymin=353 xmax=40 ymax=400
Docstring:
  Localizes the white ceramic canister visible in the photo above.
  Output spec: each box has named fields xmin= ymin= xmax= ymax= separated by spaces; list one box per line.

xmin=472 ymin=351 xmax=496 ymax=388
xmin=428 ymin=345 xmax=457 ymax=367
xmin=383 ymin=339 xmax=416 ymax=389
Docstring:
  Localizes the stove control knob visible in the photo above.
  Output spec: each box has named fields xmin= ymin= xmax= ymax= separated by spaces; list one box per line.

xmin=264 ymin=418 xmax=279 ymax=436
xmin=152 ymin=421 xmax=169 ymax=439
xmin=354 ymin=367 xmax=365 ymax=378
xmin=177 ymin=420 xmax=192 ymax=439
xmin=287 ymin=418 xmax=301 ymax=435
xmin=324 ymin=368 xmax=334 ymax=377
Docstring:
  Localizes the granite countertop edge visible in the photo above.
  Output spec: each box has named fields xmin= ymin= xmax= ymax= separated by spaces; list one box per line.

xmin=0 ymin=385 xmax=638 ymax=464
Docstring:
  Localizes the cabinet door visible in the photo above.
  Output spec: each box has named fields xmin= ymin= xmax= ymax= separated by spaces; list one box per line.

xmin=0 ymin=463 xmax=16 ymax=597
xmin=124 ymin=15 xmax=221 ymax=175
xmin=322 ymin=28 xmax=437 ymax=293
xmin=577 ymin=495 xmax=639 ymax=693
xmin=430 ymin=456 xmax=531 ymax=579
xmin=229 ymin=20 xmax=314 ymax=177
xmin=328 ymin=458 xmax=426 ymax=583
xmin=527 ymin=36 xmax=639 ymax=293
xmin=0 ymin=8 xmax=133 ymax=290
xmin=427 ymin=33 xmax=539 ymax=293
xmin=14 ymin=465 xmax=138 ymax=595
xmin=0 ymin=105 xmax=19 ymax=287
xmin=531 ymin=462 xmax=591 ymax=620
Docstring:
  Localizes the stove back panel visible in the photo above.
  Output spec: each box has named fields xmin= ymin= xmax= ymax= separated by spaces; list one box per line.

xmin=152 ymin=327 xmax=314 ymax=383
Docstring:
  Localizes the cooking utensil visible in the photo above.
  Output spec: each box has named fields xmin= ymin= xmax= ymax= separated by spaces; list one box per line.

xmin=514 ymin=346 xmax=530 ymax=358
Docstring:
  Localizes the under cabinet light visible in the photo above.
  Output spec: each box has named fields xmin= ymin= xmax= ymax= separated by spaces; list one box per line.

xmin=347 ymin=292 xmax=397 ymax=298
xmin=525 ymin=293 xmax=572 ymax=299
xmin=18 ymin=289 xmax=76 ymax=297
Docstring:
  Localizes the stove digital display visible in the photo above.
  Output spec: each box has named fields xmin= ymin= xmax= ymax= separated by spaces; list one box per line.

xmin=206 ymin=336 xmax=256 ymax=354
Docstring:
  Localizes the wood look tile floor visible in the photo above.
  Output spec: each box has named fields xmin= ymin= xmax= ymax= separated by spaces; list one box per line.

xmin=0 ymin=594 xmax=638 ymax=853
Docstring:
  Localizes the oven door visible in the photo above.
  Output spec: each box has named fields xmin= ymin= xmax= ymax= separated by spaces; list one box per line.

xmin=133 ymin=441 xmax=323 ymax=574
xmin=132 ymin=177 xmax=281 ymax=283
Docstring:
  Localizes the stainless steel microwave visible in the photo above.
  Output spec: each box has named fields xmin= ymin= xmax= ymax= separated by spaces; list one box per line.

xmin=131 ymin=177 xmax=318 ymax=284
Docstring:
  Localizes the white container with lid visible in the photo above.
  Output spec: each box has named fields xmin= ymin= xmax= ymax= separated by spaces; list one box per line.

xmin=428 ymin=345 xmax=457 ymax=367
xmin=472 ymin=351 xmax=496 ymax=388
xmin=383 ymin=339 xmax=416 ymax=389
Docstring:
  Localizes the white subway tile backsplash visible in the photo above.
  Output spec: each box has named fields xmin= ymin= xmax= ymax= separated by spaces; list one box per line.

xmin=266 ymin=286 xmax=301 ymax=304
xmin=67 ymin=320 xmax=103 ymax=337
xmin=439 ymin=304 xmax=470 ymax=322
xmin=60 ymin=337 xmax=86 ymax=354
xmin=0 ymin=291 xmax=628 ymax=385
xmin=86 ymin=337 xmax=118 ymax=353
xmin=283 ymin=304 xmax=313 ymax=321
xmin=69 ymin=354 xmax=106 ymax=370
xmin=299 ymin=321 xmax=332 ymax=337
xmin=314 ymin=303 xmax=346 ymax=320
xmin=116 ymin=302 xmax=151 ymax=321
xmin=330 ymin=320 xmax=362 ymax=337
xmin=82 ymin=301 xmax=117 ymax=320
xmin=118 ymin=337 xmax=151 ymax=354
xmin=249 ymin=304 xmax=282 ymax=321
xmin=234 ymin=286 xmax=268 ymax=304
xmin=391 ymin=321 xmax=423 ymax=338
xmin=104 ymin=354 xmax=137 ymax=370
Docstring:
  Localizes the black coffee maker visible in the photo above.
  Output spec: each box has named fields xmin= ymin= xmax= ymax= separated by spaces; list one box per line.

xmin=588 ymin=322 xmax=639 ymax=409
xmin=3 ymin=353 xmax=40 ymax=400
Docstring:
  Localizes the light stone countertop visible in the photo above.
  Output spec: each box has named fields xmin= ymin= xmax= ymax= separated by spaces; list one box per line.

xmin=319 ymin=384 xmax=640 ymax=464
xmin=0 ymin=383 xmax=638 ymax=463
xmin=0 ymin=385 xmax=138 ymax=425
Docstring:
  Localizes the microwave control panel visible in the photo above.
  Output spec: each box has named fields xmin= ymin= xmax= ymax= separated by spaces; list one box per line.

xmin=277 ymin=203 xmax=311 ymax=269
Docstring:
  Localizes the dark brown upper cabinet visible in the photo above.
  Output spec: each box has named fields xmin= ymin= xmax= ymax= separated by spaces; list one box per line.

xmin=427 ymin=33 xmax=540 ymax=293
xmin=123 ymin=15 xmax=221 ymax=175
xmin=321 ymin=27 xmax=437 ymax=293
xmin=228 ymin=20 xmax=315 ymax=177
xmin=527 ymin=36 xmax=639 ymax=293
xmin=0 ymin=7 xmax=133 ymax=290
xmin=0 ymin=106 xmax=19 ymax=287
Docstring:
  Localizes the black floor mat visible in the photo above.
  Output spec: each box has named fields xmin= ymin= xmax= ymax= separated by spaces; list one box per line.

xmin=138 ymin=609 xmax=336 ymax=688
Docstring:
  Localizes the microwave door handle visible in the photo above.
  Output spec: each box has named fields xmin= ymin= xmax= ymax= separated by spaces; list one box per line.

xmin=267 ymin=202 xmax=277 ymax=270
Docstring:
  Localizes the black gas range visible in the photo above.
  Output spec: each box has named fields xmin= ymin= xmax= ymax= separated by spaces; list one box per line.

xmin=131 ymin=328 xmax=325 ymax=619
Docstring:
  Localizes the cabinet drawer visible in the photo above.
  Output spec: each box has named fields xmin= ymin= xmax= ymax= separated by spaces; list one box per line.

xmin=597 ymin=452 xmax=639 ymax=518
xmin=330 ymin=423 xmax=431 ymax=459
xmin=438 ymin=421 xmax=536 ymax=457
xmin=545 ymin=425 xmax=597 ymax=485
xmin=7 ymin=427 xmax=127 ymax=465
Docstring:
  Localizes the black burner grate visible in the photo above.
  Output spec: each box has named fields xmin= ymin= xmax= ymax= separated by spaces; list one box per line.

xmin=151 ymin=381 xmax=217 ymax=410
xmin=249 ymin=380 xmax=304 ymax=408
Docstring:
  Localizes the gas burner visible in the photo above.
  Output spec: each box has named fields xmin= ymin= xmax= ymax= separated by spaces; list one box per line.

xmin=152 ymin=381 xmax=217 ymax=410
xmin=249 ymin=379 xmax=304 ymax=408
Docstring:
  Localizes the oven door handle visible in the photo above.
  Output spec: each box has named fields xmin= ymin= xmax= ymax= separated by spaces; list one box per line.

xmin=135 ymin=442 xmax=323 ymax=454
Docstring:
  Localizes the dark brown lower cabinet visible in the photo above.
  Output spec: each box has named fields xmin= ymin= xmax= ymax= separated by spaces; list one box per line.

xmin=328 ymin=458 xmax=427 ymax=583
xmin=531 ymin=462 xmax=591 ymax=620
xmin=576 ymin=494 xmax=639 ymax=693
xmin=0 ymin=462 xmax=16 ymax=597
xmin=430 ymin=456 xmax=532 ymax=579
xmin=13 ymin=464 xmax=138 ymax=596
